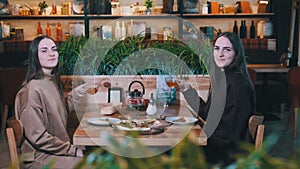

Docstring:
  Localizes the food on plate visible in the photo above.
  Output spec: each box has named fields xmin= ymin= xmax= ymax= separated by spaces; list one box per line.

xmin=165 ymin=116 xmax=197 ymax=124
xmin=99 ymin=103 xmax=122 ymax=115
xmin=116 ymin=119 xmax=160 ymax=129
xmin=173 ymin=116 xmax=186 ymax=123
xmin=87 ymin=117 xmax=121 ymax=126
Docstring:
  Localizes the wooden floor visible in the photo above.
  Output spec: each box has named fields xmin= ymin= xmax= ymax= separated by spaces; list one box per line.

xmin=0 ymin=109 xmax=299 ymax=168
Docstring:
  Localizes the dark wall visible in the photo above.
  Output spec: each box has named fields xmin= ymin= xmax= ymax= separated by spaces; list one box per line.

xmin=0 ymin=41 xmax=30 ymax=68
xmin=274 ymin=0 xmax=293 ymax=57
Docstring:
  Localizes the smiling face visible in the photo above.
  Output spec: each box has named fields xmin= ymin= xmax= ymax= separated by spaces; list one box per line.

xmin=38 ymin=38 xmax=59 ymax=75
xmin=213 ymin=36 xmax=236 ymax=68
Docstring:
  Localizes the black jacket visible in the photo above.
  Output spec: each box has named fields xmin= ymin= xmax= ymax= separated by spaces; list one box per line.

xmin=183 ymin=68 xmax=256 ymax=165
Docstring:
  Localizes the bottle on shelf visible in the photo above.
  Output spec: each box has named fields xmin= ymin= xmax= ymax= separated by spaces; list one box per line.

xmin=121 ymin=21 xmax=126 ymax=40
xmin=239 ymin=20 xmax=243 ymax=38
xmin=96 ymin=26 xmax=103 ymax=39
xmin=244 ymin=20 xmax=248 ymax=38
xmin=46 ymin=22 xmax=51 ymax=37
xmin=240 ymin=20 xmax=247 ymax=39
xmin=145 ymin=27 xmax=151 ymax=40
xmin=257 ymin=20 xmax=264 ymax=39
xmin=233 ymin=20 xmax=238 ymax=35
xmin=250 ymin=20 xmax=255 ymax=39
xmin=56 ymin=22 xmax=62 ymax=41
xmin=173 ymin=0 xmax=178 ymax=13
xmin=37 ymin=22 xmax=42 ymax=36
xmin=286 ymin=48 xmax=292 ymax=68
xmin=52 ymin=4 xmax=57 ymax=15
xmin=115 ymin=21 xmax=121 ymax=40
xmin=127 ymin=19 xmax=134 ymax=36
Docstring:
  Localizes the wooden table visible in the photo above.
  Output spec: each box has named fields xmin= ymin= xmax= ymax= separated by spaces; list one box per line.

xmin=73 ymin=105 xmax=207 ymax=147
xmin=247 ymin=64 xmax=289 ymax=73
xmin=247 ymin=64 xmax=289 ymax=116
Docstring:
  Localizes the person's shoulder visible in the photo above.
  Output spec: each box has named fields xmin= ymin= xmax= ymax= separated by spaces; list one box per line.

xmin=226 ymin=71 xmax=245 ymax=82
xmin=18 ymin=79 xmax=45 ymax=94
xmin=227 ymin=71 xmax=252 ymax=89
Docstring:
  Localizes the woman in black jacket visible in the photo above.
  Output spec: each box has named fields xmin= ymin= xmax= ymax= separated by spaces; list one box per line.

xmin=179 ymin=32 xmax=256 ymax=167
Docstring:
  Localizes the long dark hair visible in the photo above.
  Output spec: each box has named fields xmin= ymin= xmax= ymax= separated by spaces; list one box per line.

xmin=22 ymin=35 xmax=63 ymax=97
xmin=213 ymin=32 xmax=253 ymax=87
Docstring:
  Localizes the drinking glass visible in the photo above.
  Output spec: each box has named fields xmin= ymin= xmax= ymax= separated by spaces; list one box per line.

xmin=164 ymin=76 xmax=178 ymax=107
xmin=86 ymin=83 xmax=100 ymax=95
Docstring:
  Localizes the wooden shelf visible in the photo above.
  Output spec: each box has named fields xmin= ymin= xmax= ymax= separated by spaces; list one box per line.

xmin=181 ymin=13 xmax=275 ymax=19
xmin=0 ymin=13 xmax=275 ymax=20
xmin=0 ymin=15 xmax=85 ymax=20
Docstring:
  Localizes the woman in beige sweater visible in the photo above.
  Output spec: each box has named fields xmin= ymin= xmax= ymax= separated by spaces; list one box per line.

xmin=15 ymin=35 xmax=87 ymax=169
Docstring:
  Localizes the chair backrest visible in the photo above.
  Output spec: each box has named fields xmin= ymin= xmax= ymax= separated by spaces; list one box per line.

xmin=287 ymin=67 xmax=300 ymax=107
xmin=6 ymin=117 xmax=24 ymax=169
xmin=288 ymin=67 xmax=300 ymax=85
xmin=0 ymin=67 xmax=27 ymax=104
xmin=247 ymin=68 xmax=256 ymax=85
xmin=248 ymin=115 xmax=264 ymax=150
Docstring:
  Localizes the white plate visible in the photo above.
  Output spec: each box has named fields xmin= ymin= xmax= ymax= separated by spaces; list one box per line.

xmin=87 ymin=117 xmax=121 ymax=126
xmin=165 ymin=116 xmax=197 ymax=125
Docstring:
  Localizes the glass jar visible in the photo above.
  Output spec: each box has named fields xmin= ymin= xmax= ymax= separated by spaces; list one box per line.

xmin=219 ymin=4 xmax=225 ymax=14
xmin=163 ymin=26 xmax=172 ymax=40
xmin=202 ymin=4 xmax=208 ymax=14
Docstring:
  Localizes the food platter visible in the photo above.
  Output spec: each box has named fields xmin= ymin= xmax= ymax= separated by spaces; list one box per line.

xmin=87 ymin=117 xmax=121 ymax=126
xmin=165 ymin=116 xmax=197 ymax=125
xmin=113 ymin=119 xmax=160 ymax=132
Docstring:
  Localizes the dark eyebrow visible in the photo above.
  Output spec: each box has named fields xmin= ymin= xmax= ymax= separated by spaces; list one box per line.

xmin=223 ymin=46 xmax=233 ymax=50
xmin=214 ymin=45 xmax=233 ymax=50
xmin=39 ymin=45 xmax=57 ymax=51
xmin=40 ymin=46 xmax=48 ymax=50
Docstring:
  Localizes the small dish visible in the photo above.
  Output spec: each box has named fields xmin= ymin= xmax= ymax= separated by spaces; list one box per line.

xmin=87 ymin=117 xmax=121 ymax=126
xmin=99 ymin=103 xmax=122 ymax=115
xmin=165 ymin=116 xmax=197 ymax=125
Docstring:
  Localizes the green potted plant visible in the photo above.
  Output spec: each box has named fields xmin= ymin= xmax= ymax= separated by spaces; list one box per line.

xmin=144 ymin=0 xmax=153 ymax=14
xmin=58 ymin=35 xmax=88 ymax=75
xmin=38 ymin=0 xmax=48 ymax=15
xmin=58 ymin=34 xmax=209 ymax=76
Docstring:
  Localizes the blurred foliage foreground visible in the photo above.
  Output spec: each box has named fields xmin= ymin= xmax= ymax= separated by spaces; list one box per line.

xmin=27 ymin=133 xmax=299 ymax=169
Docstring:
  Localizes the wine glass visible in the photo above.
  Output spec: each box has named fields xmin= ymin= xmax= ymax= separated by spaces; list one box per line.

xmin=164 ymin=76 xmax=178 ymax=107
xmin=86 ymin=83 xmax=100 ymax=95
xmin=165 ymin=76 xmax=179 ymax=89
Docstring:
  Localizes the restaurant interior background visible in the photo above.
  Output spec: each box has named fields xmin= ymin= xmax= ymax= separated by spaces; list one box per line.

xmin=1 ymin=0 xmax=298 ymax=118
xmin=0 ymin=0 xmax=299 ymax=168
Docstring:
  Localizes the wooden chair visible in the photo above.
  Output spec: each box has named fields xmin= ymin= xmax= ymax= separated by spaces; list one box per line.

xmin=6 ymin=117 xmax=24 ymax=169
xmin=247 ymin=68 xmax=256 ymax=85
xmin=0 ymin=67 xmax=26 ymax=133
xmin=248 ymin=115 xmax=265 ymax=150
xmin=286 ymin=67 xmax=300 ymax=138
xmin=292 ymin=107 xmax=300 ymax=138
